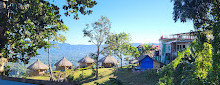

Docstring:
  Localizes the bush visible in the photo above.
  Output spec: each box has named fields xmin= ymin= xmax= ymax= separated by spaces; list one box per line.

xmin=3 ymin=65 xmax=12 ymax=77
xmin=79 ymin=74 xmax=84 ymax=80
xmin=67 ymin=75 xmax=74 ymax=82
xmin=21 ymin=72 xmax=29 ymax=78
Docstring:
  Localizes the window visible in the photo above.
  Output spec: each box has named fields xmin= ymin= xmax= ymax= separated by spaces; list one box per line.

xmin=183 ymin=45 xmax=185 ymax=49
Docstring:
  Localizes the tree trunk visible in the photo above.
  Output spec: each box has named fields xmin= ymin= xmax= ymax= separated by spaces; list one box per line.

xmin=120 ymin=54 xmax=122 ymax=68
xmin=96 ymin=46 xmax=100 ymax=79
xmin=48 ymin=38 xmax=53 ymax=81
xmin=121 ymin=58 xmax=122 ymax=69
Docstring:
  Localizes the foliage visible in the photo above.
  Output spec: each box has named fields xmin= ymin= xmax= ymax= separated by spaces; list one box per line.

xmin=158 ymin=39 xmax=213 ymax=85
xmin=171 ymin=0 xmax=220 ymax=84
xmin=0 ymin=0 xmax=97 ymax=63
xmin=67 ymin=75 xmax=75 ymax=82
xmin=138 ymin=44 xmax=155 ymax=56
xmin=83 ymin=16 xmax=111 ymax=79
xmin=3 ymin=65 xmax=12 ymax=77
xmin=105 ymin=32 xmax=134 ymax=68
xmin=21 ymin=72 xmax=29 ymax=78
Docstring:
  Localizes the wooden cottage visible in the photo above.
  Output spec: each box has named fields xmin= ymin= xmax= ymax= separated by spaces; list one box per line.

xmin=131 ymin=55 xmax=164 ymax=70
xmin=54 ymin=57 xmax=73 ymax=71
xmin=27 ymin=59 xmax=49 ymax=76
xmin=78 ymin=55 xmax=95 ymax=68
xmin=98 ymin=55 xmax=118 ymax=68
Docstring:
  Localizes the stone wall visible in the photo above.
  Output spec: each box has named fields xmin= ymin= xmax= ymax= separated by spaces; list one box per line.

xmin=0 ymin=76 xmax=76 ymax=85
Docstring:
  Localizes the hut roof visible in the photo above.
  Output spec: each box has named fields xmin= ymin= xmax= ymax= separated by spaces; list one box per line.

xmin=78 ymin=55 xmax=95 ymax=63
xmin=54 ymin=57 xmax=73 ymax=67
xmin=27 ymin=59 xmax=49 ymax=70
xmin=98 ymin=55 xmax=118 ymax=64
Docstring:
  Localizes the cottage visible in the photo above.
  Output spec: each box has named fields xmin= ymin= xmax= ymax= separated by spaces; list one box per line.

xmin=54 ymin=57 xmax=73 ymax=71
xmin=98 ymin=55 xmax=118 ymax=68
xmin=131 ymin=55 xmax=163 ymax=70
xmin=78 ymin=55 xmax=95 ymax=68
xmin=27 ymin=59 xmax=49 ymax=76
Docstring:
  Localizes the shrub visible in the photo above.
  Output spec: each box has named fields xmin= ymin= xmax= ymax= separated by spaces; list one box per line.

xmin=3 ymin=65 xmax=12 ymax=77
xmin=67 ymin=75 xmax=74 ymax=82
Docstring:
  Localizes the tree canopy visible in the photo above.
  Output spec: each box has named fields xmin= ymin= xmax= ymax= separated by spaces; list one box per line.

xmin=0 ymin=0 xmax=97 ymax=63
xmin=83 ymin=16 xmax=111 ymax=79
xmin=159 ymin=0 xmax=220 ymax=84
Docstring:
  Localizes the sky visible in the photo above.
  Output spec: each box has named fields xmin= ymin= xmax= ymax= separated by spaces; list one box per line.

xmin=55 ymin=0 xmax=194 ymax=45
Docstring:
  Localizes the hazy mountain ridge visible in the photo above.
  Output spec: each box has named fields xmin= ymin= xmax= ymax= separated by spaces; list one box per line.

xmin=29 ymin=42 xmax=159 ymax=67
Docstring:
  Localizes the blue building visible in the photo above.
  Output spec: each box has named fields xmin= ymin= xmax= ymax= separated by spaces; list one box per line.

xmin=131 ymin=55 xmax=164 ymax=70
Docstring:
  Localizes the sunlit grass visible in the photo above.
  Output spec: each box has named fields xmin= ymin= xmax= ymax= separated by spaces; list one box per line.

xmin=26 ymin=66 xmax=159 ymax=85
xmin=26 ymin=68 xmax=115 ymax=85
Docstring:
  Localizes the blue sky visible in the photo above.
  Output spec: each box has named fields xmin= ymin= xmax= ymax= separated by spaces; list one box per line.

xmin=55 ymin=0 xmax=194 ymax=45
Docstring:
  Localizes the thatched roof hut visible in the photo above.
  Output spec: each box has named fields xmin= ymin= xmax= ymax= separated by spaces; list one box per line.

xmin=98 ymin=55 xmax=118 ymax=68
xmin=0 ymin=57 xmax=8 ymax=72
xmin=27 ymin=59 xmax=49 ymax=76
xmin=54 ymin=57 xmax=72 ymax=71
xmin=27 ymin=59 xmax=49 ymax=70
xmin=78 ymin=55 xmax=95 ymax=68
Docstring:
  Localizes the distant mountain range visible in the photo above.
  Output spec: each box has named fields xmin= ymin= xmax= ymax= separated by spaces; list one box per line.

xmin=28 ymin=42 xmax=159 ymax=69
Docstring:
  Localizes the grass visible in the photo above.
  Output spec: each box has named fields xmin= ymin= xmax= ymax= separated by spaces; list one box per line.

xmin=26 ymin=66 xmax=159 ymax=85
xmin=115 ymin=69 xmax=159 ymax=85
xmin=26 ymin=76 xmax=50 ymax=80
xmin=26 ymin=68 xmax=115 ymax=85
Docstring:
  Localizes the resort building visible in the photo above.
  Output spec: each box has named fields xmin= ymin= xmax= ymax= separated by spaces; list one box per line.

xmin=54 ymin=57 xmax=73 ymax=71
xmin=98 ymin=55 xmax=118 ymax=68
xmin=27 ymin=59 xmax=49 ymax=76
xmin=78 ymin=55 xmax=95 ymax=68
xmin=159 ymin=31 xmax=197 ymax=64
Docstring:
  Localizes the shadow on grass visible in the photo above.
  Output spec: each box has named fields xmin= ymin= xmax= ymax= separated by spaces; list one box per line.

xmin=100 ymin=68 xmax=160 ymax=85
xmin=78 ymin=75 xmax=97 ymax=84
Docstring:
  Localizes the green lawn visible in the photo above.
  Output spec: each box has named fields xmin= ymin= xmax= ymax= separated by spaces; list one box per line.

xmin=26 ymin=67 xmax=159 ymax=85
xmin=26 ymin=68 xmax=115 ymax=85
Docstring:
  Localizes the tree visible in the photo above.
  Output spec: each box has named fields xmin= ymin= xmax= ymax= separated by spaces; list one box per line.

xmin=127 ymin=44 xmax=140 ymax=59
xmin=138 ymin=44 xmax=155 ymax=56
xmin=0 ymin=0 xmax=97 ymax=63
xmin=0 ymin=0 xmax=97 ymax=80
xmin=83 ymin=16 xmax=111 ymax=79
xmin=106 ymin=32 xmax=137 ymax=68
xmin=158 ymin=0 xmax=220 ymax=84
xmin=172 ymin=0 xmax=220 ymax=84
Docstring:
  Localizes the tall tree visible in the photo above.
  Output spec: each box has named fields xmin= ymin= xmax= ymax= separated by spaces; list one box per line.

xmin=0 ymin=0 xmax=97 ymax=80
xmin=83 ymin=16 xmax=111 ymax=79
xmin=158 ymin=0 xmax=220 ymax=84
xmin=0 ymin=0 xmax=97 ymax=63
xmin=172 ymin=0 xmax=220 ymax=84
xmin=106 ymin=32 xmax=133 ymax=68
